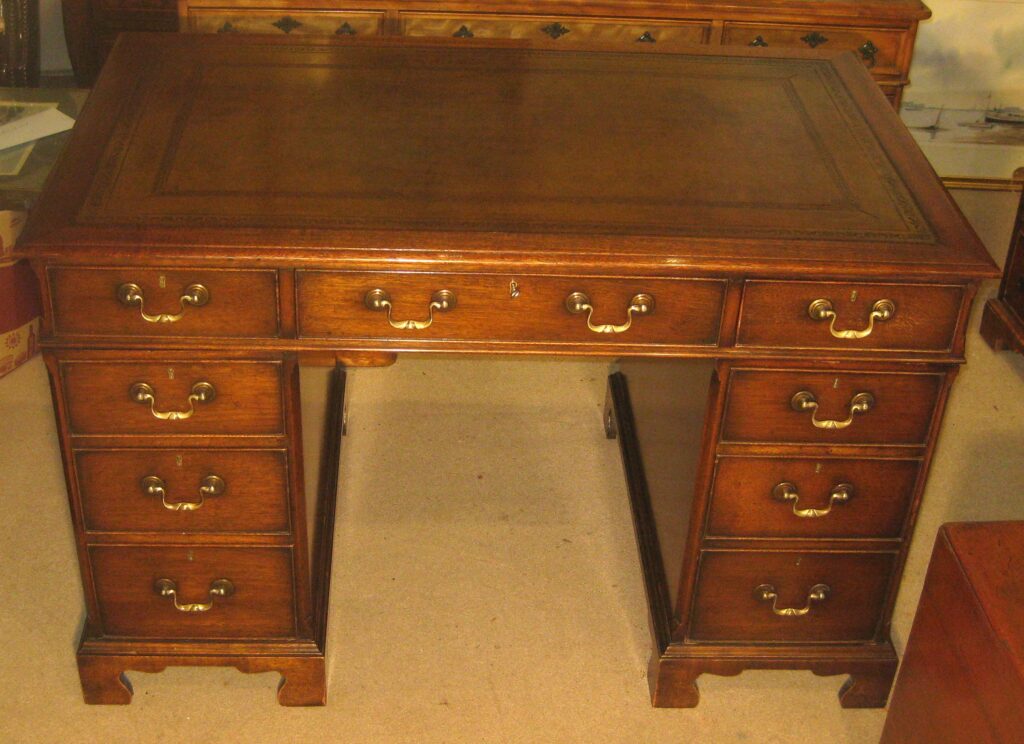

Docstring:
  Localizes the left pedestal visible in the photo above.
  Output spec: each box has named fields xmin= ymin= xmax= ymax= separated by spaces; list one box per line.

xmin=45 ymin=350 xmax=345 ymax=705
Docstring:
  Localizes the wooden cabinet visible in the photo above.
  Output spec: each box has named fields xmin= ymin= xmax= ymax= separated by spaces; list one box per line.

xmin=63 ymin=0 xmax=929 ymax=107
xmin=18 ymin=35 xmax=996 ymax=707
xmin=980 ymin=186 xmax=1024 ymax=354
xmin=880 ymin=522 xmax=1024 ymax=744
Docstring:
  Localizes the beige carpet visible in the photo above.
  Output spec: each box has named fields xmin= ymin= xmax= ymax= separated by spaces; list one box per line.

xmin=1 ymin=189 xmax=1021 ymax=743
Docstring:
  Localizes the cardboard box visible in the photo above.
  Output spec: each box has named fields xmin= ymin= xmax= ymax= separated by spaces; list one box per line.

xmin=0 ymin=209 xmax=27 ymax=259
xmin=1 ymin=209 xmax=38 ymax=378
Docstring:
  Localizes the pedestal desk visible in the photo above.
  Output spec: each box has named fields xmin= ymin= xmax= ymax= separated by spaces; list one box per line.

xmin=17 ymin=33 xmax=997 ymax=707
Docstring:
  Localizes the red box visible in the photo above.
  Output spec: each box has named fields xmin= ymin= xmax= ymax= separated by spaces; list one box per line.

xmin=1 ymin=209 xmax=39 ymax=378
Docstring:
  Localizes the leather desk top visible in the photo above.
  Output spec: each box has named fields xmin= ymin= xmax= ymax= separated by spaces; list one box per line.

xmin=19 ymin=33 xmax=996 ymax=281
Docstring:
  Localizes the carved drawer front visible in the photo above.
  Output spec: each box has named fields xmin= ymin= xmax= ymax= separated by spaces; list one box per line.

xmin=720 ymin=368 xmax=943 ymax=446
xmin=60 ymin=360 xmax=285 ymax=437
xmin=688 ymin=550 xmax=895 ymax=642
xmin=706 ymin=456 xmax=920 ymax=539
xmin=399 ymin=13 xmax=711 ymax=47
xmin=76 ymin=449 xmax=291 ymax=534
xmin=737 ymin=281 xmax=965 ymax=353
xmin=721 ymin=23 xmax=906 ymax=76
xmin=48 ymin=267 xmax=280 ymax=338
xmin=297 ymin=272 xmax=726 ymax=347
xmin=186 ymin=9 xmax=384 ymax=36
xmin=89 ymin=545 xmax=296 ymax=639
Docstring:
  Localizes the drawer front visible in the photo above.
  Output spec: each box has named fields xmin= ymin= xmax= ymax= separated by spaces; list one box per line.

xmin=721 ymin=23 xmax=906 ymax=76
xmin=297 ymin=272 xmax=726 ymax=347
xmin=689 ymin=550 xmax=895 ymax=642
xmin=737 ymin=281 xmax=964 ymax=353
xmin=61 ymin=360 xmax=285 ymax=437
xmin=49 ymin=267 xmax=280 ymax=338
xmin=89 ymin=546 xmax=296 ymax=638
xmin=400 ymin=13 xmax=710 ymax=47
xmin=187 ymin=9 xmax=384 ymax=36
xmin=76 ymin=449 xmax=291 ymax=533
xmin=707 ymin=456 xmax=919 ymax=539
xmin=720 ymin=369 xmax=943 ymax=446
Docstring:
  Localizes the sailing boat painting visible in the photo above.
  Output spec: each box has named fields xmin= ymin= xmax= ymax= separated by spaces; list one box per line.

xmin=898 ymin=0 xmax=1024 ymax=175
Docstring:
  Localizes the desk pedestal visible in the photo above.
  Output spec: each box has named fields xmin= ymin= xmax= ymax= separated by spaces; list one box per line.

xmin=608 ymin=358 xmax=952 ymax=707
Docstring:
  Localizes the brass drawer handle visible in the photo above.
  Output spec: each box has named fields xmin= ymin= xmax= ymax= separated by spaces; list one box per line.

xmin=130 ymin=381 xmax=216 ymax=421
xmin=117 ymin=282 xmax=210 ymax=323
xmin=772 ymin=481 xmax=852 ymax=518
xmin=154 ymin=578 xmax=234 ymax=613
xmin=565 ymin=292 xmax=655 ymax=334
xmin=364 ymin=288 xmax=456 ymax=330
xmin=756 ymin=583 xmax=830 ymax=617
xmin=452 ymin=24 xmax=473 ymax=38
xmin=807 ymin=298 xmax=895 ymax=339
xmin=749 ymin=35 xmax=768 ymax=47
xmin=541 ymin=22 xmax=570 ymax=39
xmin=142 ymin=474 xmax=225 ymax=511
xmin=790 ymin=390 xmax=874 ymax=430
xmin=636 ymin=31 xmax=656 ymax=43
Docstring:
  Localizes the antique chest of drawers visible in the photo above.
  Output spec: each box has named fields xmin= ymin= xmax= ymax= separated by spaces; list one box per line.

xmin=880 ymin=522 xmax=1024 ymax=743
xmin=17 ymin=34 xmax=996 ymax=706
xmin=64 ymin=0 xmax=929 ymax=107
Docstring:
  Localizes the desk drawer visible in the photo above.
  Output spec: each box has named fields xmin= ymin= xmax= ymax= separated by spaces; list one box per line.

xmin=49 ymin=267 xmax=280 ymax=339
xmin=399 ymin=13 xmax=711 ymax=47
xmin=76 ymin=449 xmax=291 ymax=534
xmin=186 ymin=8 xmax=385 ymax=36
xmin=689 ymin=550 xmax=895 ymax=642
xmin=720 ymin=368 xmax=943 ymax=446
xmin=707 ymin=456 xmax=919 ymax=539
xmin=89 ymin=545 xmax=296 ymax=639
xmin=60 ymin=360 xmax=285 ymax=437
xmin=721 ymin=22 xmax=906 ymax=76
xmin=737 ymin=281 xmax=964 ymax=353
xmin=297 ymin=272 xmax=726 ymax=347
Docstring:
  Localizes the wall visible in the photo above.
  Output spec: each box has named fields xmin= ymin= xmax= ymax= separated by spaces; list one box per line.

xmin=907 ymin=0 xmax=1024 ymax=108
xmin=41 ymin=0 xmax=72 ymax=73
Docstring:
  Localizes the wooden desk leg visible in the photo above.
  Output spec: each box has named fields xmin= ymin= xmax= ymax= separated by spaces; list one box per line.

xmin=77 ymin=653 xmax=327 ymax=706
xmin=78 ymin=655 xmax=133 ymax=705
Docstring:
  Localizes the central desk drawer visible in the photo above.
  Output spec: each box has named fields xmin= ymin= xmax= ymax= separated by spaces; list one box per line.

xmin=688 ymin=550 xmax=895 ymax=643
xmin=89 ymin=545 xmax=297 ymax=639
xmin=76 ymin=449 xmax=292 ymax=534
xmin=297 ymin=272 xmax=726 ymax=347
xmin=720 ymin=368 xmax=944 ymax=446
xmin=60 ymin=360 xmax=285 ymax=437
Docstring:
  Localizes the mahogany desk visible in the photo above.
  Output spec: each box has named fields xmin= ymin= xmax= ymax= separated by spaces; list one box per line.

xmin=16 ymin=33 xmax=997 ymax=707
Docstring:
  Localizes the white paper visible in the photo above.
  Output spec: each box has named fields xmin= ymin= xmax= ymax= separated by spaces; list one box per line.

xmin=0 ymin=107 xmax=75 ymax=152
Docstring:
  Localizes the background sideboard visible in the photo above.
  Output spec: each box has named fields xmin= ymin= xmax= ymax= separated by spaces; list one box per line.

xmin=61 ymin=0 xmax=929 ymax=107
